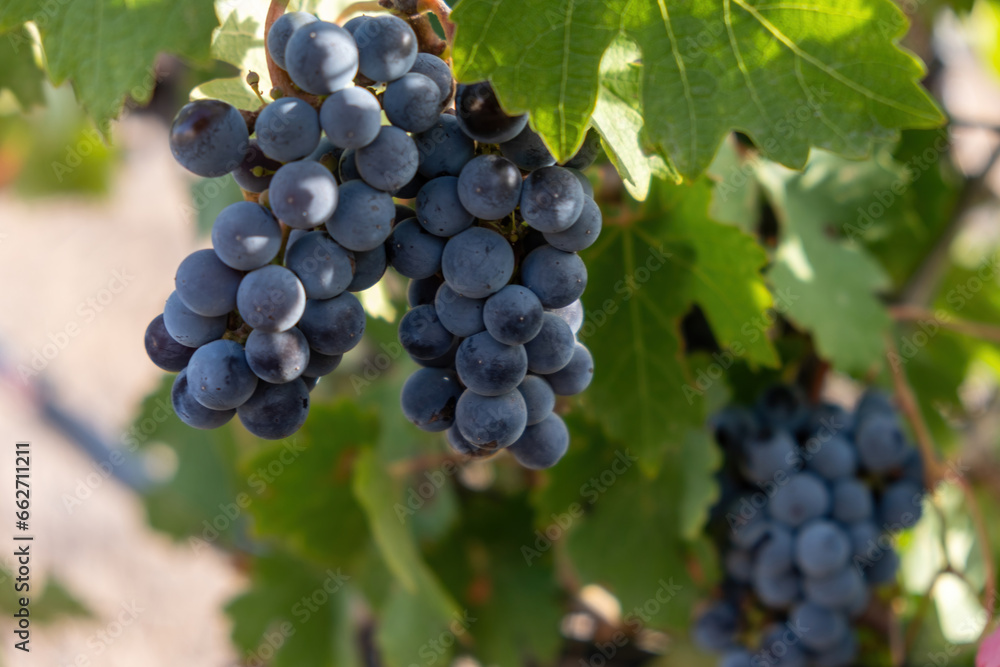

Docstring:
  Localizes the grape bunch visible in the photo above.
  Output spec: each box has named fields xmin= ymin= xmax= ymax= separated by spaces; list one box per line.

xmin=145 ymin=9 xmax=599 ymax=461
xmin=693 ymin=386 xmax=928 ymax=667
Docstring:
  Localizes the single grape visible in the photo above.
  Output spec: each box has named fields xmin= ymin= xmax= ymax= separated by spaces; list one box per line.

xmin=456 ymin=154 xmax=522 ymax=220
xmin=245 ymin=328 xmax=310 ymax=384
xmin=400 ymin=367 xmax=463 ymax=432
xmin=692 ymin=601 xmax=739 ymax=652
xmin=386 ymin=218 xmax=445 ymax=279
xmin=285 ymin=21 xmax=358 ymax=95
xmin=719 ymin=651 xmax=753 ymax=667
xmin=324 ymin=179 xmax=395 ymax=252
xmin=730 ymin=508 xmax=769 ymax=549
xmin=441 ymin=227 xmax=514 ymax=298
xmin=517 ymin=375 xmax=556 ymax=426
xmin=145 ymin=314 xmax=195 ymax=372
xmin=454 ymin=81 xmax=528 ymax=143
xmin=446 ymin=426 xmax=488 ymax=457
xmin=794 ymin=519 xmax=851 ymax=578
xmin=543 ymin=197 xmax=602 ymax=252
xmin=500 ymin=124 xmax=555 ymax=171
xmin=409 ymin=53 xmax=453 ymax=105
xmin=284 ymin=232 xmax=355 ymax=299
xmin=407 ymin=276 xmax=442 ymax=307
xmin=171 ymin=369 xmax=235 ymax=429
xmin=543 ymin=343 xmax=593 ymax=396
xmin=256 ymin=97 xmax=321 ymax=162
xmin=561 ymin=128 xmax=601 ymax=170
xmin=866 ymin=547 xmax=901 ymax=585
xmin=186 ymin=339 xmax=259 ymax=410
xmin=297 ymin=291 xmax=366 ymax=355
xmin=725 ymin=549 xmax=753 ymax=583
xmin=269 ymin=160 xmax=339 ymax=229
xmin=855 ymin=413 xmax=910 ymax=473
xmin=232 ymin=139 xmax=283 ymax=193
xmin=319 ymin=87 xmax=382 ymax=149
xmin=508 ymin=413 xmax=569 ymax=469
xmin=547 ymin=300 xmax=584 ymax=335
xmin=342 ymin=15 xmax=370 ymax=36
xmin=236 ymin=265 xmax=306 ymax=333
xmin=237 ymin=378 xmax=311 ymax=440
xmin=788 ymin=603 xmax=848 ymax=653
xmin=880 ymin=480 xmax=923 ymax=528
xmin=853 ymin=389 xmax=895 ymax=427
xmin=355 ymin=126 xmax=419 ymax=192
xmin=169 ymin=99 xmax=249 ymax=177
xmin=163 ymin=291 xmax=227 ymax=348
xmin=520 ymin=166 xmax=585 ymax=233
xmin=483 ymin=285 xmax=544 ymax=346
xmin=212 ymin=201 xmax=282 ymax=271
xmin=804 ymin=435 xmax=857 ymax=480
xmin=267 ymin=11 xmax=317 ymax=69
xmin=754 ymin=523 xmax=794 ymax=577
xmin=416 ymin=176 xmax=475 ymax=237
xmin=414 ymin=114 xmax=476 ymax=178
xmin=455 ymin=388 xmax=527 ymax=448
xmin=566 ymin=167 xmax=593 ymax=198
xmin=739 ymin=430 xmax=799 ymax=485
xmin=434 ymin=283 xmax=485 ymax=337
xmin=398 ymin=305 xmax=455 ymax=361
xmin=382 ymin=72 xmax=440 ymax=133
xmin=339 ymin=148 xmax=361 ymax=182
xmin=347 ymin=245 xmax=387 ymax=292
xmin=410 ymin=337 xmax=460 ymax=370
xmin=456 ymin=331 xmax=528 ymax=396
xmin=804 ymin=566 xmax=866 ymax=610
xmin=811 ymin=631 xmax=858 ymax=667
xmin=769 ymin=472 xmax=830 ymax=528
xmin=711 ymin=405 xmax=757 ymax=453
xmin=520 ymin=245 xmax=587 ymax=309
xmin=751 ymin=567 xmax=799 ymax=610
xmin=353 ymin=14 xmax=417 ymax=82
xmin=174 ymin=249 xmax=242 ymax=317
xmin=900 ymin=448 xmax=925 ymax=487
xmin=523 ymin=312 xmax=575 ymax=373
xmin=831 ymin=478 xmax=874 ymax=523
xmin=303 ymin=349 xmax=342 ymax=377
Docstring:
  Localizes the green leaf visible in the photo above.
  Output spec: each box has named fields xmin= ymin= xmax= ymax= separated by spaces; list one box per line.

xmin=451 ymin=0 xmax=944 ymax=177
xmin=0 ymin=27 xmax=45 ymax=109
xmin=16 ymin=0 xmax=218 ymax=129
xmin=757 ymin=155 xmax=892 ymax=373
xmin=242 ymin=401 xmax=374 ymax=567
xmin=582 ymin=179 xmax=775 ymax=467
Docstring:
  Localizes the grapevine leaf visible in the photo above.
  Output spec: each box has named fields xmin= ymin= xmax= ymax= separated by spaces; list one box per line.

xmin=0 ymin=27 xmax=45 ymax=109
xmin=451 ymin=0 xmax=944 ymax=179
xmin=582 ymin=179 xmax=776 ymax=468
xmin=241 ymin=401 xmax=374 ymax=568
xmin=14 ymin=0 xmax=218 ymax=129
xmin=679 ymin=428 xmax=722 ymax=541
xmin=757 ymin=154 xmax=892 ymax=374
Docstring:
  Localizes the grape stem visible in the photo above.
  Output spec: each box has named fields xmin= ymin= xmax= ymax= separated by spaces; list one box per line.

xmin=264 ymin=0 xmax=322 ymax=107
xmin=377 ymin=0 xmax=449 ymax=56
xmin=888 ymin=305 xmax=1000 ymax=343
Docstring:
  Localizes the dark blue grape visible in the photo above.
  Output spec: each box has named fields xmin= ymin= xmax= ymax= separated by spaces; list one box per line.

xmin=285 ymin=21 xmax=358 ymax=94
xmin=739 ymin=430 xmax=798 ymax=485
xmin=400 ymin=367 xmax=463 ymax=432
xmin=769 ymin=472 xmax=830 ymax=528
xmin=547 ymin=299 xmax=584 ymax=335
xmin=866 ymin=547 xmax=900 ymax=585
xmin=339 ymin=148 xmax=361 ymax=182
xmin=500 ymin=124 xmax=555 ymax=171
xmin=386 ymin=218 xmax=446 ymax=279
xmin=175 ymin=249 xmax=242 ymax=317
xmin=725 ymin=549 xmax=753 ymax=583
xmin=447 ymin=426 xmax=488 ymax=457
xmin=284 ymin=231 xmax=355 ymax=299
xmin=267 ymin=11 xmax=316 ymax=70
xmin=269 ymin=160 xmax=339 ymax=229
xmin=319 ymin=86 xmax=382 ymax=149
xmin=544 ymin=343 xmax=593 ymax=396
xmin=398 ymin=305 xmax=455 ymax=361
xmin=566 ymin=167 xmax=593 ymax=198
xmin=434 ymin=283 xmax=485 ymax=337
xmin=692 ymin=601 xmax=739 ymax=652
xmin=212 ymin=201 xmax=282 ymax=270
xmin=455 ymin=388 xmax=527 ymax=448
xmin=794 ymin=519 xmax=850 ymax=578
xmin=237 ymin=265 xmax=306 ymax=333
xmin=355 ymin=126 xmax=419 ymax=192
xmin=719 ymin=651 xmax=753 ymax=667
xmin=561 ymin=128 xmax=601 ymax=170
xmin=751 ymin=567 xmax=799 ymax=610
xmin=409 ymin=53 xmax=453 ymax=104
xmin=416 ymin=176 xmax=474 ymax=237
xmin=543 ymin=197 xmax=602 ymax=252
xmin=410 ymin=336 xmax=460 ymax=369
xmin=520 ymin=166 xmax=585 ymax=233
xmin=730 ymin=509 xmax=769 ymax=549
xmin=407 ymin=276 xmax=442 ymax=307
xmin=521 ymin=245 xmax=587 ymax=308
xmin=804 ymin=566 xmax=865 ymax=610
xmin=255 ymin=97 xmax=321 ymax=162
xmin=788 ymin=603 xmax=848 ymax=652
xmin=187 ymin=339 xmax=259 ymax=410
xmin=457 ymin=154 xmax=522 ymax=220
xmin=456 ymin=331 xmax=527 ymax=396
xmin=483 ymin=285 xmax=544 ymax=346
xmin=508 ymin=413 xmax=569 ymax=469
xmin=755 ymin=523 xmax=794 ymax=577
xmin=297 ymin=292 xmax=366 ymax=354
xmin=855 ymin=413 xmax=910 ymax=473
xmin=517 ymin=375 xmax=556 ymax=426
xmin=163 ymin=291 xmax=227 ymax=348
xmin=880 ymin=480 xmax=923 ymax=528
xmin=353 ymin=14 xmax=417 ymax=82
xmin=169 ymin=99 xmax=248 ymax=177
xmin=415 ymin=114 xmax=476 ymax=178
xmin=812 ymin=631 xmax=858 ymax=667
xmin=454 ymin=81 xmax=528 ymax=143
xmin=831 ymin=478 xmax=873 ymax=523
xmin=383 ymin=72 xmax=441 ymax=132
xmin=441 ymin=227 xmax=514 ymax=298
xmin=325 ymin=179 xmax=395 ymax=252
xmin=245 ymin=327 xmax=310 ymax=384
xmin=237 ymin=378 xmax=310 ymax=440
xmin=171 ymin=369 xmax=235 ymax=429
xmin=348 ymin=245 xmax=387 ymax=292
xmin=854 ymin=389 xmax=895 ymax=427
xmin=232 ymin=139 xmax=282 ymax=193
xmin=145 ymin=314 xmax=195 ymax=372
xmin=303 ymin=349 xmax=342 ymax=377
xmin=805 ymin=434 xmax=857 ymax=480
